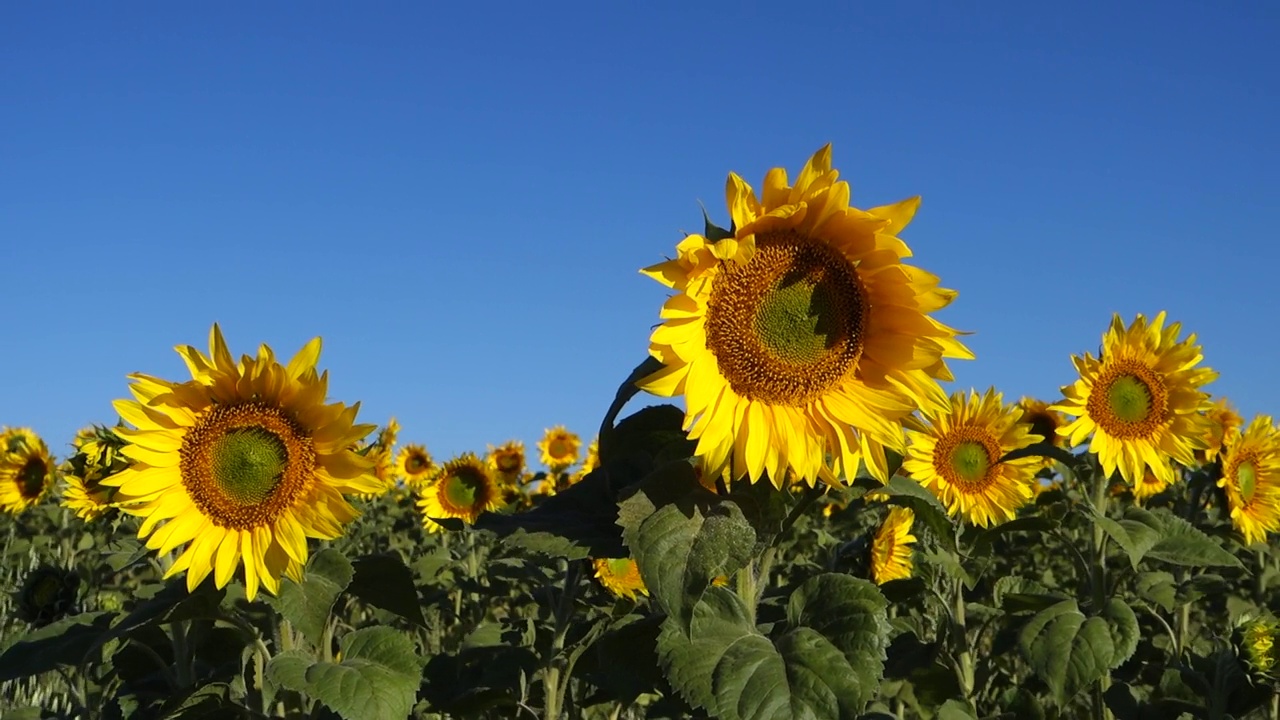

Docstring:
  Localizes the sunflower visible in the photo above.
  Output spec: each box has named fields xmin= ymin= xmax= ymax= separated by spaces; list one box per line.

xmin=60 ymin=425 xmax=126 ymax=521
xmin=1017 ymin=397 xmax=1068 ymax=470
xmin=567 ymin=437 xmax=601 ymax=487
xmin=1053 ymin=312 xmax=1216 ymax=486
xmin=486 ymin=440 xmax=526 ymax=486
xmin=1242 ymin=614 xmax=1280 ymax=677
xmin=1199 ymin=397 xmax=1243 ymax=464
xmin=903 ymin=388 xmax=1042 ymax=527
xmin=102 ymin=324 xmax=381 ymax=601
xmin=416 ymin=453 xmax=500 ymax=533
xmin=1218 ymin=416 xmax=1280 ymax=546
xmin=592 ymin=557 xmax=648 ymax=601
xmin=1131 ymin=466 xmax=1175 ymax=503
xmin=0 ymin=428 xmax=56 ymax=513
xmin=538 ymin=426 xmax=581 ymax=472
xmin=639 ymin=145 xmax=971 ymax=488
xmin=395 ymin=444 xmax=436 ymax=487
xmin=870 ymin=507 xmax=916 ymax=585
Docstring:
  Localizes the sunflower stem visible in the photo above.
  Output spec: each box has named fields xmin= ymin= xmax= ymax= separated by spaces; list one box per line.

xmin=169 ymin=619 xmax=193 ymax=689
xmin=951 ymin=578 xmax=975 ymax=703
xmin=1090 ymin=466 xmax=1113 ymax=720
xmin=544 ymin=559 xmax=582 ymax=720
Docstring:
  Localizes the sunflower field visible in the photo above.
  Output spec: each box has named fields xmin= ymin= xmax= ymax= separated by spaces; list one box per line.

xmin=4 ymin=147 xmax=1279 ymax=720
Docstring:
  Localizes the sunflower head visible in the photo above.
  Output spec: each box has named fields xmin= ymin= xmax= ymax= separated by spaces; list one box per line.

xmin=639 ymin=145 xmax=971 ymax=488
xmin=396 ymin=444 xmax=436 ymax=487
xmin=870 ymin=507 xmax=916 ymax=585
xmin=1053 ymin=312 xmax=1217 ymax=486
xmin=60 ymin=425 xmax=127 ymax=521
xmin=486 ymin=440 xmax=526 ymax=486
xmin=1017 ymin=397 xmax=1069 ymax=449
xmin=102 ymin=324 xmax=381 ymax=601
xmin=15 ymin=565 xmax=80 ymax=628
xmin=0 ymin=427 xmax=57 ymax=514
xmin=1131 ymin=467 xmax=1175 ymax=503
xmin=1199 ymin=397 xmax=1243 ymax=464
xmin=903 ymin=388 xmax=1042 ymax=527
xmin=1239 ymin=614 xmax=1280 ymax=679
xmin=416 ymin=453 xmax=500 ymax=533
xmin=1218 ymin=416 xmax=1280 ymax=546
xmin=592 ymin=557 xmax=648 ymax=601
xmin=538 ymin=426 xmax=581 ymax=472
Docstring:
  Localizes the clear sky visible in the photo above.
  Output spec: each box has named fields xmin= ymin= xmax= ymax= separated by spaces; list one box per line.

xmin=3 ymin=2 xmax=1278 ymax=465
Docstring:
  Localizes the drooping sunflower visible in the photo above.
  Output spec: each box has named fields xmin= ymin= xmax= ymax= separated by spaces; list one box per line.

xmin=1017 ymin=397 xmax=1069 ymax=450
xmin=102 ymin=325 xmax=381 ymax=601
xmin=1218 ymin=416 xmax=1280 ymax=546
xmin=416 ymin=453 xmax=500 ymax=533
xmin=639 ymin=145 xmax=972 ymax=488
xmin=60 ymin=426 xmax=126 ymax=521
xmin=1199 ymin=397 xmax=1243 ymax=464
xmin=592 ymin=557 xmax=648 ymax=601
xmin=870 ymin=507 xmax=916 ymax=585
xmin=538 ymin=426 xmax=581 ymax=473
xmin=395 ymin=444 xmax=436 ymax=487
xmin=0 ymin=428 xmax=57 ymax=514
xmin=1131 ymin=466 xmax=1175 ymax=503
xmin=903 ymin=388 xmax=1042 ymax=527
xmin=1053 ymin=312 xmax=1216 ymax=487
xmin=486 ymin=440 xmax=526 ymax=486
xmin=1241 ymin=614 xmax=1280 ymax=677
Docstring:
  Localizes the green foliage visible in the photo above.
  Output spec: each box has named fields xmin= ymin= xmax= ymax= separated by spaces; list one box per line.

xmin=267 ymin=627 xmax=424 ymax=720
xmin=271 ymin=548 xmax=354 ymax=648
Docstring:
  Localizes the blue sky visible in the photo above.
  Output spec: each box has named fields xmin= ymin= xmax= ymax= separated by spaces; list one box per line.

xmin=3 ymin=2 xmax=1277 ymax=464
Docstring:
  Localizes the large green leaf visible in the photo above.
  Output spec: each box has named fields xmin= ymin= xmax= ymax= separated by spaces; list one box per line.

xmin=786 ymin=574 xmax=891 ymax=705
xmin=271 ymin=548 xmax=354 ymax=647
xmin=0 ymin=611 xmax=115 ymax=682
xmin=1144 ymin=509 xmax=1242 ymax=569
xmin=1101 ymin=599 xmax=1140 ymax=667
xmin=1089 ymin=505 xmax=1160 ymax=570
xmin=1019 ymin=600 xmax=1116 ymax=705
xmin=267 ymin=627 xmax=424 ymax=720
xmin=619 ymin=462 xmax=756 ymax=633
xmin=349 ymin=553 xmax=426 ymax=627
xmin=657 ymin=587 xmax=760 ymax=715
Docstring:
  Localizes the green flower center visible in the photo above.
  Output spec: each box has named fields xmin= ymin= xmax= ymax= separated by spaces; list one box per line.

xmin=442 ymin=469 xmax=484 ymax=511
xmin=210 ymin=428 xmax=288 ymax=506
xmin=1238 ymin=460 xmax=1258 ymax=502
xmin=604 ymin=558 xmax=634 ymax=577
xmin=405 ymin=454 xmax=428 ymax=473
xmin=18 ymin=457 xmax=47 ymax=499
xmin=949 ymin=442 xmax=991 ymax=484
xmin=1106 ymin=375 xmax=1152 ymax=423
xmin=705 ymin=230 xmax=867 ymax=406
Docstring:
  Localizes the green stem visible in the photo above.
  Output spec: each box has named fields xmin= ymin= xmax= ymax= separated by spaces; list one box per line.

xmin=951 ymin=578 xmax=975 ymax=702
xmin=544 ymin=560 xmax=582 ymax=720
xmin=169 ymin=620 xmax=193 ymax=689
xmin=1091 ymin=468 xmax=1113 ymax=720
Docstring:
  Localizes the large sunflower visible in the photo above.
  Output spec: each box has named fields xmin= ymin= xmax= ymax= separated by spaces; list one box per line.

xmin=592 ymin=557 xmax=648 ymax=601
xmin=1218 ymin=416 xmax=1280 ymax=546
xmin=102 ymin=325 xmax=381 ymax=601
xmin=639 ymin=145 xmax=971 ymax=488
xmin=0 ymin=428 xmax=56 ymax=514
xmin=538 ymin=426 xmax=581 ymax=473
xmin=870 ymin=506 xmax=916 ymax=585
xmin=417 ymin=453 xmax=500 ymax=532
xmin=395 ymin=444 xmax=436 ymax=487
xmin=1053 ymin=312 xmax=1216 ymax=486
xmin=903 ymin=389 xmax=1042 ymax=527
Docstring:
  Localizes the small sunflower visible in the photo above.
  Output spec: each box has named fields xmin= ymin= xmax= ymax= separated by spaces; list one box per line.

xmin=103 ymin=325 xmax=382 ymax=601
xmin=870 ymin=507 xmax=916 ymax=585
xmin=1017 ymin=397 xmax=1068 ymax=470
xmin=486 ymin=440 xmax=526 ymax=486
xmin=416 ymin=453 xmax=500 ymax=532
xmin=15 ymin=565 xmax=80 ymax=628
xmin=1131 ymin=466 xmax=1174 ymax=503
xmin=1199 ymin=397 xmax=1243 ymax=464
xmin=0 ymin=428 xmax=57 ymax=513
xmin=538 ymin=426 xmax=581 ymax=473
xmin=567 ymin=437 xmax=601 ymax=487
xmin=1218 ymin=416 xmax=1280 ymax=546
xmin=60 ymin=425 xmax=126 ymax=521
xmin=1241 ymin=614 xmax=1280 ymax=677
xmin=639 ymin=145 xmax=971 ymax=488
xmin=903 ymin=388 xmax=1042 ymax=527
xmin=592 ymin=557 xmax=648 ymax=601
xmin=1053 ymin=312 xmax=1216 ymax=487
xmin=395 ymin=444 xmax=436 ymax=487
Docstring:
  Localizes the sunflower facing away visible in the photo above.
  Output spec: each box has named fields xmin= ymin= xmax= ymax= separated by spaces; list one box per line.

xmin=1131 ymin=467 xmax=1175 ymax=503
xmin=1053 ymin=312 xmax=1216 ymax=487
xmin=60 ymin=425 xmax=126 ymax=521
xmin=1218 ymin=416 xmax=1280 ymax=546
xmin=102 ymin=325 xmax=381 ymax=601
xmin=0 ymin=428 xmax=57 ymax=514
xmin=903 ymin=388 xmax=1042 ymax=527
xmin=538 ymin=426 xmax=581 ymax=473
xmin=592 ymin=557 xmax=648 ymax=601
xmin=486 ymin=440 xmax=526 ymax=485
xmin=417 ymin=453 xmax=500 ymax=533
xmin=1199 ymin=397 xmax=1243 ymax=464
xmin=870 ymin=506 xmax=916 ymax=585
xmin=396 ymin=444 xmax=436 ymax=487
xmin=639 ymin=145 xmax=972 ymax=488
xmin=1017 ymin=397 xmax=1069 ymax=452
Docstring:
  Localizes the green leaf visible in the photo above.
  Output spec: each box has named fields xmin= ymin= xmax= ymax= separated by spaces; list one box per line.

xmin=970 ymin=516 xmax=1058 ymax=559
xmin=936 ymin=699 xmax=980 ymax=720
xmin=1089 ymin=505 xmax=1160 ymax=570
xmin=620 ymin=462 xmax=756 ymax=633
xmin=597 ymin=356 xmax=667 ymax=463
xmin=0 ymin=611 xmax=115 ymax=682
xmin=784 ymin=574 xmax=891 ymax=708
xmin=1019 ymin=600 xmax=1116 ymax=705
xmin=1144 ymin=509 xmax=1243 ymax=569
xmin=271 ymin=548 xmax=354 ymax=648
xmin=1101 ymin=599 xmax=1140 ymax=667
xmin=657 ymin=587 xmax=756 ymax=715
xmin=701 ymin=204 xmax=735 ymax=242
xmin=271 ymin=628 xmax=425 ymax=720
xmin=475 ymin=467 xmax=626 ymax=559
xmin=349 ymin=554 xmax=426 ymax=627
xmin=992 ymin=576 xmax=1067 ymax=614
xmin=998 ymin=442 xmax=1081 ymax=469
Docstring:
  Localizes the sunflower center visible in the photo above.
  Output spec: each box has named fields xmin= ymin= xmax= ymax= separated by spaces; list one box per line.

xmin=18 ymin=457 xmax=47 ymax=499
xmin=604 ymin=558 xmax=635 ymax=579
xmin=704 ymin=230 xmax=866 ymax=406
xmin=209 ymin=428 xmax=287 ymax=505
xmin=548 ymin=439 xmax=573 ymax=460
xmin=180 ymin=402 xmax=317 ymax=530
xmin=1087 ymin=359 xmax=1169 ymax=439
xmin=1025 ymin=411 xmax=1059 ymax=445
xmin=949 ymin=442 xmax=991 ymax=483
xmin=438 ymin=467 xmax=488 ymax=515
xmin=1238 ymin=460 xmax=1258 ymax=502
xmin=406 ymin=454 xmax=428 ymax=474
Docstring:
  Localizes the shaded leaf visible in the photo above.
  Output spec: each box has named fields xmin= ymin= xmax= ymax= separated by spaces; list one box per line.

xmin=0 ymin=611 xmax=115 ymax=682
xmin=1019 ymin=600 xmax=1115 ymax=705
xmin=271 ymin=548 xmax=354 ymax=648
xmin=349 ymin=554 xmax=426 ymax=627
